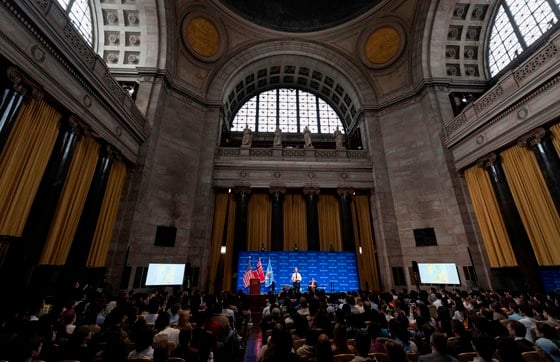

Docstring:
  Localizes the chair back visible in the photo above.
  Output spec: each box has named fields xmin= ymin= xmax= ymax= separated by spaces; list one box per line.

xmin=407 ymin=352 xmax=419 ymax=362
xmin=458 ymin=352 xmax=478 ymax=362
xmin=369 ymin=352 xmax=389 ymax=362
xmin=293 ymin=338 xmax=306 ymax=350
xmin=168 ymin=358 xmax=186 ymax=362
xmin=333 ymin=354 xmax=355 ymax=362
xmin=522 ymin=350 xmax=546 ymax=362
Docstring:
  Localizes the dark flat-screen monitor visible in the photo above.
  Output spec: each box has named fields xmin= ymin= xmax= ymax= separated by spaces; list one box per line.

xmin=145 ymin=263 xmax=185 ymax=286
xmin=418 ymin=263 xmax=460 ymax=285
xmin=237 ymin=251 xmax=359 ymax=293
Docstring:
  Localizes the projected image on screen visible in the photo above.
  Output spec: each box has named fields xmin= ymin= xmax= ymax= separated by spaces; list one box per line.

xmin=237 ymin=251 xmax=359 ymax=293
xmin=145 ymin=263 xmax=185 ymax=286
xmin=418 ymin=263 xmax=460 ymax=285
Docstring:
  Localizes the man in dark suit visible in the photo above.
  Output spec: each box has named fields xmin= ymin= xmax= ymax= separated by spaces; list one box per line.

xmin=419 ymin=333 xmax=458 ymax=362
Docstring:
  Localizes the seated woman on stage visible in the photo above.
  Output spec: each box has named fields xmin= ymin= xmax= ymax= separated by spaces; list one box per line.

xmin=308 ymin=278 xmax=317 ymax=292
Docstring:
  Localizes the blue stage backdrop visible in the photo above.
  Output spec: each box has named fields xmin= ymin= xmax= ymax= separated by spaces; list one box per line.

xmin=237 ymin=251 xmax=359 ymax=294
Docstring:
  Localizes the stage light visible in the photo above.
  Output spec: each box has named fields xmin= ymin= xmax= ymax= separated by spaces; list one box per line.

xmin=220 ymin=246 xmax=227 ymax=254
xmin=358 ymin=246 xmax=363 ymax=255
xmin=228 ymin=188 xmax=231 ymax=193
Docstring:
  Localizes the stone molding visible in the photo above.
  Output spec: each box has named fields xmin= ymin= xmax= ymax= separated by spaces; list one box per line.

xmin=517 ymin=127 xmax=546 ymax=148
xmin=216 ymin=147 xmax=369 ymax=160
xmin=0 ymin=0 xmax=147 ymax=162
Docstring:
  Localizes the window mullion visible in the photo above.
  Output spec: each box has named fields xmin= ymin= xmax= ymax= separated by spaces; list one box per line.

xmin=276 ymin=89 xmax=280 ymax=130
xmin=255 ymin=93 xmax=260 ymax=131
xmin=67 ymin=0 xmax=77 ymax=11
xmin=316 ymin=95 xmax=321 ymax=134
xmin=545 ymin=0 xmax=560 ymax=20
xmin=501 ymin=1 xmax=528 ymax=49
xmin=296 ymin=89 xmax=300 ymax=133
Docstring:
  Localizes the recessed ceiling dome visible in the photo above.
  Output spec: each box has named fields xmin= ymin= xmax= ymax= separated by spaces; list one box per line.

xmin=219 ymin=0 xmax=382 ymax=32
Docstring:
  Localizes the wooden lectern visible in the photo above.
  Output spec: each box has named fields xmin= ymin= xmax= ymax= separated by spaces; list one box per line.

xmin=249 ymin=279 xmax=260 ymax=295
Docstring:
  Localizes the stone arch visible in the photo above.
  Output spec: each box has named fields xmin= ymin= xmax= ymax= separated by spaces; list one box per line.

xmin=206 ymin=39 xmax=377 ymax=130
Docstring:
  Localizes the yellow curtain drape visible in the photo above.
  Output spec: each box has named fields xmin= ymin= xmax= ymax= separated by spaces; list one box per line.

xmin=247 ymin=193 xmax=271 ymax=250
xmin=283 ymin=193 xmax=307 ymax=250
xmin=209 ymin=192 xmax=227 ymax=293
xmin=550 ymin=124 xmax=560 ymax=155
xmin=352 ymin=195 xmax=380 ymax=291
xmin=464 ymin=166 xmax=517 ymax=267
xmin=317 ymin=193 xmax=342 ymax=251
xmin=86 ymin=160 xmax=127 ymax=267
xmin=0 ymin=99 xmax=60 ymax=236
xmin=501 ymin=146 xmax=560 ymax=265
xmin=39 ymin=137 xmax=99 ymax=265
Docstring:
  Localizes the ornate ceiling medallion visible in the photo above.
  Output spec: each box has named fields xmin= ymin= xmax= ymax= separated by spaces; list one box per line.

xmin=358 ymin=22 xmax=406 ymax=69
xmin=182 ymin=11 xmax=225 ymax=62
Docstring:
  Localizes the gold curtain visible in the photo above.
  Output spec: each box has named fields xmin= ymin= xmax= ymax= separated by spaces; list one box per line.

xmin=0 ymin=99 xmax=60 ymax=236
xmin=501 ymin=146 xmax=560 ymax=265
xmin=283 ymin=193 xmax=307 ymax=250
xmin=39 ymin=137 xmax=99 ymax=265
xmin=464 ymin=166 xmax=517 ymax=267
xmin=551 ymin=124 xmax=560 ymax=155
xmin=317 ymin=193 xmax=342 ymax=251
xmin=352 ymin=195 xmax=380 ymax=291
xmin=86 ymin=160 xmax=127 ymax=267
xmin=209 ymin=192 xmax=228 ymax=293
xmin=247 ymin=193 xmax=271 ymax=250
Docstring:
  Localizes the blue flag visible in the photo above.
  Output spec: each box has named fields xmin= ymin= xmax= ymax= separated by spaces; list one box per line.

xmin=264 ymin=257 xmax=275 ymax=287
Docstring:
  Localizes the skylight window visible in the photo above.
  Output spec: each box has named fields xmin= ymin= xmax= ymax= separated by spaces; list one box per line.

xmin=231 ymin=88 xmax=344 ymax=134
xmin=488 ymin=0 xmax=559 ymax=76
xmin=56 ymin=0 xmax=94 ymax=46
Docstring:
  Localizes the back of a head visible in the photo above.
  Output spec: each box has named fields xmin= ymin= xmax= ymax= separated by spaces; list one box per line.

xmin=306 ymin=328 xmax=320 ymax=346
xmin=385 ymin=339 xmax=408 ymax=361
xmin=155 ymin=310 xmax=170 ymax=330
xmin=496 ymin=336 xmax=524 ymax=362
xmin=354 ymin=330 xmax=372 ymax=357
xmin=430 ymin=332 xmax=448 ymax=354
xmin=472 ymin=332 xmax=496 ymax=360
xmin=509 ymin=320 xmax=526 ymax=338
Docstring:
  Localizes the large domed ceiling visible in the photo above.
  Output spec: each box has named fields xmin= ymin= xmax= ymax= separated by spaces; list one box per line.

xmin=218 ymin=0 xmax=383 ymax=32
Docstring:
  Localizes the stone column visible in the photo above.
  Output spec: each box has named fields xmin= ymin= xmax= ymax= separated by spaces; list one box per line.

xmin=269 ymin=187 xmax=285 ymax=251
xmin=232 ymin=187 xmax=251 ymax=266
xmin=337 ymin=188 xmax=355 ymax=251
xmin=480 ymin=153 xmax=543 ymax=292
xmin=0 ymin=67 xmax=28 ymax=154
xmin=519 ymin=128 xmax=560 ymax=214
xmin=66 ymin=145 xmax=115 ymax=270
xmin=303 ymin=187 xmax=320 ymax=250
xmin=24 ymin=117 xmax=82 ymax=285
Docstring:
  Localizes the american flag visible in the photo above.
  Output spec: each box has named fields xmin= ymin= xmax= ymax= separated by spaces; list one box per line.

xmin=242 ymin=258 xmax=253 ymax=288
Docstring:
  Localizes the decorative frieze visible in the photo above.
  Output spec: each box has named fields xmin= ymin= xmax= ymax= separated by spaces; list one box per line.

xmin=514 ymin=44 xmax=559 ymax=82
xmin=474 ymin=85 xmax=503 ymax=114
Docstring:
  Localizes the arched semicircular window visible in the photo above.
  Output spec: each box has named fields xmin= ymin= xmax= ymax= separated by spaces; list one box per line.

xmin=488 ymin=0 xmax=560 ymax=77
xmin=231 ymin=88 xmax=345 ymax=134
xmin=55 ymin=0 xmax=94 ymax=46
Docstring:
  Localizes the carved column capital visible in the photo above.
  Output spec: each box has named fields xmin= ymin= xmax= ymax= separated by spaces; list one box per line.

xmin=233 ymin=186 xmax=251 ymax=195
xmin=269 ymin=187 xmax=286 ymax=195
xmin=518 ymin=127 xmax=547 ymax=147
xmin=337 ymin=187 xmax=354 ymax=197
xmin=6 ymin=66 xmax=26 ymax=94
xmin=303 ymin=187 xmax=320 ymax=196
xmin=477 ymin=152 xmax=498 ymax=168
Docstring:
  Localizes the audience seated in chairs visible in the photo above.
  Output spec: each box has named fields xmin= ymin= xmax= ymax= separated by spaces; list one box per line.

xmin=418 ymin=332 xmax=458 ymax=362
xmin=346 ymin=330 xmax=371 ymax=362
